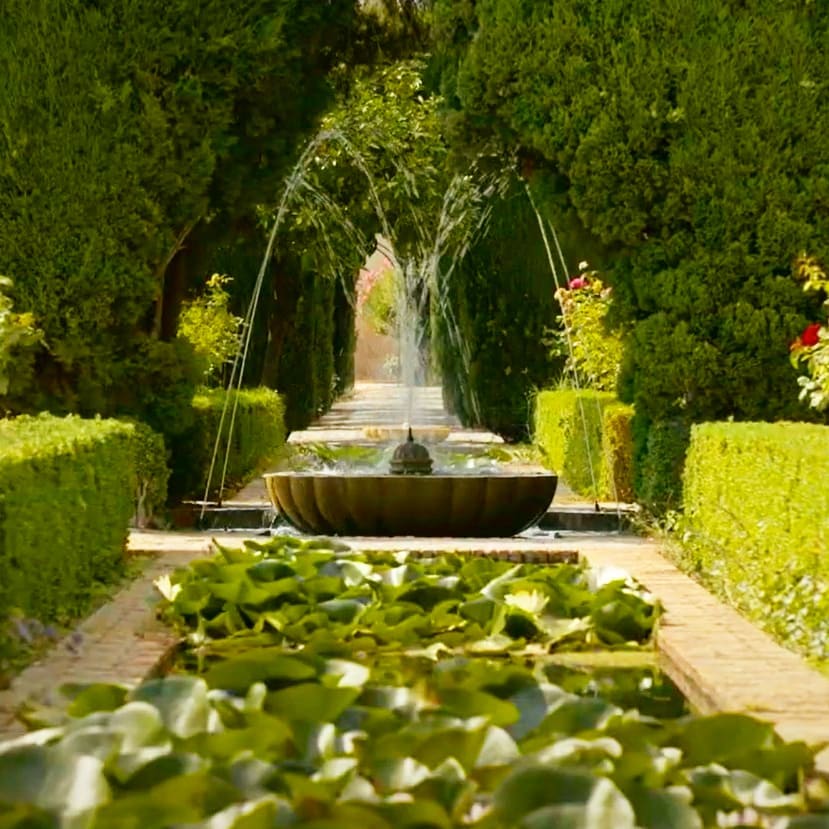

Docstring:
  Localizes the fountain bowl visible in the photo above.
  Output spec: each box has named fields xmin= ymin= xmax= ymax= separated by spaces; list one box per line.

xmin=263 ymin=472 xmax=558 ymax=537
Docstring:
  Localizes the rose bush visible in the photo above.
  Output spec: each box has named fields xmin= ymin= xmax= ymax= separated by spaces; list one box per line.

xmin=790 ymin=255 xmax=829 ymax=410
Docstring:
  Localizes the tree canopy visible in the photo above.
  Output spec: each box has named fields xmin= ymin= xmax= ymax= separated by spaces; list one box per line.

xmin=432 ymin=0 xmax=829 ymax=465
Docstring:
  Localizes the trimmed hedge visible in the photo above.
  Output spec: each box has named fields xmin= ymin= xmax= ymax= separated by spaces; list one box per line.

xmin=632 ymin=416 xmax=692 ymax=515
xmin=0 ymin=415 xmax=136 ymax=670
xmin=168 ymin=387 xmax=286 ymax=502
xmin=534 ymin=390 xmax=634 ymax=502
xmin=680 ymin=421 xmax=829 ymax=658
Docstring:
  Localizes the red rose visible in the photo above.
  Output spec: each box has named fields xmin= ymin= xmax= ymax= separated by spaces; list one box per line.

xmin=802 ymin=323 xmax=822 ymax=347
xmin=568 ymin=277 xmax=589 ymax=290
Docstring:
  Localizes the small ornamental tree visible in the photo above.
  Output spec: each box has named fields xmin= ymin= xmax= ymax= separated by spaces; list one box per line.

xmin=178 ymin=274 xmax=243 ymax=386
xmin=790 ymin=254 xmax=829 ymax=410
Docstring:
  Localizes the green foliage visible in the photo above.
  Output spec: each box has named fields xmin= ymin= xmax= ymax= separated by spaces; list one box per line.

xmin=3 ymin=537 xmax=826 ymax=826
xmin=633 ymin=417 xmax=692 ymax=514
xmin=0 ymin=0 xmax=358 ymax=421
xmin=435 ymin=179 xmax=565 ymax=441
xmin=678 ymin=421 xmax=829 ymax=660
xmin=264 ymin=269 xmax=339 ymax=432
xmin=363 ymin=268 xmax=398 ymax=336
xmin=167 ymin=387 xmax=286 ymax=503
xmin=111 ymin=337 xmax=202 ymax=444
xmin=0 ymin=276 xmax=42 ymax=402
xmin=333 ymin=273 xmax=357 ymax=395
xmin=790 ymin=254 xmax=829 ymax=410
xmin=554 ymin=276 xmax=624 ymax=393
xmin=534 ymin=390 xmax=634 ymax=501
xmin=0 ymin=415 xmax=135 ymax=678
xmin=178 ymin=274 xmax=243 ymax=385
xmin=124 ymin=421 xmax=169 ymax=528
xmin=158 ymin=536 xmax=659 ymax=651
xmin=432 ymin=0 xmax=829 ymax=471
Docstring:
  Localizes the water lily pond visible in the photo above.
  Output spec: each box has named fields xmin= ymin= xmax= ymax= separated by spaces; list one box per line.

xmin=0 ymin=537 xmax=826 ymax=828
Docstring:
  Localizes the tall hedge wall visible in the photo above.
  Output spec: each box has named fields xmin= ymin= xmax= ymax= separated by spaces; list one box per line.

xmin=681 ymin=421 xmax=829 ymax=659
xmin=168 ymin=388 xmax=286 ymax=503
xmin=0 ymin=0 xmax=358 ymax=428
xmin=0 ymin=415 xmax=136 ymax=670
xmin=534 ymin=389 xmax=634 ymax=502
xmin=432 ymin=0 xmax=828 ymax=495
xmin=434 ymin=179 xmax=564 ymax=441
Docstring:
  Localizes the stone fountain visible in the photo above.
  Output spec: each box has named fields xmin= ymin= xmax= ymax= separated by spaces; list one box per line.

xmin=264 ymin=427 xmax=557 ymax=537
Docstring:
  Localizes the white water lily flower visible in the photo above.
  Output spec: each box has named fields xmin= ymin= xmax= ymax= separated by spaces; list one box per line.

xmin=153 ymin=573 xmax=181 ymax=602
xmin=504 ymin=590 xmax=548 ymax=615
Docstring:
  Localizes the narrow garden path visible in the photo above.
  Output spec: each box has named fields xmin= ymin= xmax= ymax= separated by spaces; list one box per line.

xmin=4 ymin=384 xmax=829 ymax=774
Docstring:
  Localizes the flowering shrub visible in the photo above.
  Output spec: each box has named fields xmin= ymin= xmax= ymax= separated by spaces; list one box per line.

xmin=790 ymin=254 xmax=829 ymax=410
xmin=553 ymin=269 xmax=624 ymax=393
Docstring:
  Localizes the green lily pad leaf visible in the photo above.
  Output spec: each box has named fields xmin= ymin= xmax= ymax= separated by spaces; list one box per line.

xmin=0 ymin=746 xmax=109 ymax=815
xmin=339 ymin=775 xmax=380 ymax=804
xmin=676 ymin=714 xmax=777 ymax=766
xmin=438 ymin=689 xmax=519 ymax=727
xmin=108 ymin=701 xmax=169 ymax=751
xmin=374 ymin=756 xmax=432 ymax=791
xmin=191 ymin=795 xmax=292 ymax=829
xmin=518 ymin=801 xmax=630 ymax=829
xmin=92 ymin=771 xmax=239 ymax=828
xmin=246 ymin=560 xmax=296 ymax=582
xmin=215 ymin=542 xmax=253 ymax=563
xmin=475 ymin=726 xmax=520 ymax=768
xmin=480 ymin=565 xmax=523 ymax=600
xmin=204 ymin=650 xmax=318 ymax=693
xmin=378 ymin=799 xmax=452 ymax=829
xmin=626 ymin=784 xmax=702 ymax=829
xmin=531 ymin=736 xmax=622 ymax=767
xmin=322 ymin=659 xmax=370 ymax=688
xmin=62 ymin=683 xmax=128 ymax=717
xmin=122 ymin=753 xmax=205 ymax=790
xmin=130 ymin=677 xmax=210 ymax=739
xmin=535 ymin=695 xmax=620 ymax=738
xmin=209 ymin=579 xmax=273 ymax=607
xmin=318 ymin=599 xmax=366 ymax=624
xmin=494 ymin=766 xmax=635 ymax=828
xmin=313 ymin=757 xmax=360 ymax=783
xmin=266 ymin=683 xmax=359 ymax=723
xmin=397 ymin=584 xmax=458 ymax=611
xmin=458 ymin=597 xmax=499 ymax=626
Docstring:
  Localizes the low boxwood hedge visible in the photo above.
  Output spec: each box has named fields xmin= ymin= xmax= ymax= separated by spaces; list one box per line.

xmin=679 ymin=421 xmax=829 ymax=659
xmin=0 ymin=414 xmax=136 ymax=674
xmin=534 ymin=389 xmax=634 ymax=501
xmin=168 ymin=387 xmax=286 ymax=502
